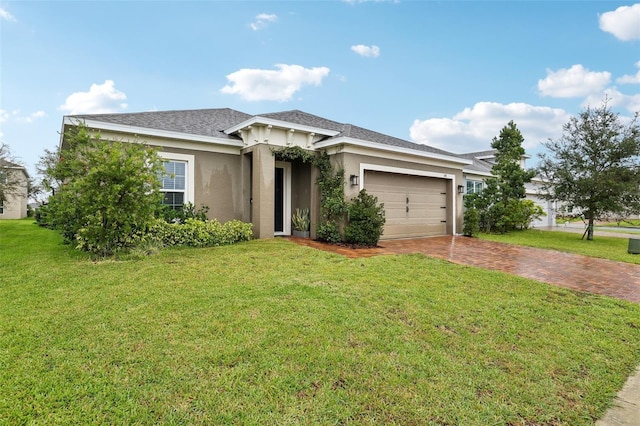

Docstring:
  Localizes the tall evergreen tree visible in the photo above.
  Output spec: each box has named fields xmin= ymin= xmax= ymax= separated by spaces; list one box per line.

xmin=469 ymin=121 xmax=538 ymax=233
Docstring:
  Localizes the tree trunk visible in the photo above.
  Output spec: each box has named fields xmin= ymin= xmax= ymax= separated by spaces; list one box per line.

xmin=587 ymin=215 xmax=594 ymax=241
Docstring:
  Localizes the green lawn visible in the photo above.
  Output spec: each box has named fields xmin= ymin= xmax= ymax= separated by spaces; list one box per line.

xmin=2 ymin=220 xmax=640 ymax=425
xmin=479 ymin=228 xmax=640 ymax=264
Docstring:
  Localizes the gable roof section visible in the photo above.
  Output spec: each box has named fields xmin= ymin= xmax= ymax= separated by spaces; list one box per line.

xmin=67 ymin=108 xmax=252 ymax=141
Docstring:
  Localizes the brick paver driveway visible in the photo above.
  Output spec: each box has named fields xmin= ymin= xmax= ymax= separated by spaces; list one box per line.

xmin=291 ymin=235 xmax=640 ymax=304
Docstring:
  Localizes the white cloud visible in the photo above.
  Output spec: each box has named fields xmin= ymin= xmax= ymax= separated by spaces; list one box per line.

xmin=0 ymin=109 xmax=46 ymax=125
xmin=220 ymin=64 xmax=330 ymax=102
xmin=0 ymin=8 xmax=16 ymax=22
xmin=250 ymin=13 xmax=277 ymax=31
xmin=410 ymin=102 xmax=571 ymax=154
xmin=59 ymin=80 xmax=127 ymax=114
xmin=16 ymin=111 xmax=47 ymax=124
xmin=351 ymin=44 xmax=380 ymax=58
xmin=538 ymin=64 xmax=611 ymax=98
xmin=599 ymin=3 xmax=640 ymax=41
xmin=617 ymin=60 xmax=640 ymax=84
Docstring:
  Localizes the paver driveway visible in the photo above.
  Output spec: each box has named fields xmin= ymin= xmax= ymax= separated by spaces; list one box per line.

xmin=290 ymin=235 xmax=640 ymax=304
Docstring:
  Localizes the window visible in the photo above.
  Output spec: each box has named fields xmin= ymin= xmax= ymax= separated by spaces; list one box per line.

xmin=158 ymin=152 xmax=195 ymax=210
xmin=161 ymin=160 xmax=186 ymax=209
xmin=466 ymin=180 xmax=484 ymax=195
xmin=0 ymin=203 xmax=3 ymax=215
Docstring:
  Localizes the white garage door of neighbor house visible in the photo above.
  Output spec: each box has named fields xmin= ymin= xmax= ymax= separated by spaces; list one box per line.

xmin=364 ymin=170 xmax=448 ymax=239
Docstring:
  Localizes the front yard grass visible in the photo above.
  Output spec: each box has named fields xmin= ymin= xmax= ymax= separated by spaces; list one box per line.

xmin=479 ymin=228 xmax=640 ymax=264
xmin=2 ymin=219 xmax=640 ymax=424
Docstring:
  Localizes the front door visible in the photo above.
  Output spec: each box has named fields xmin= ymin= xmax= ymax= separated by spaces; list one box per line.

xmin=274 ymin=162 xmax=291 ymax=235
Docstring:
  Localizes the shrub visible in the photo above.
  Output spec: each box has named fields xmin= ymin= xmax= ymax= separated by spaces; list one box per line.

xmin=316 ymin=221 xmax=342 ymax=244
xmin=148 ymin=218 xmax=253 ymax=248
xmin=344 ymin=190 xmax=385 ymax=247
xmin=506 ymin=199 xmax=545 ymax=230
xmin=462 ymin=206 xmax=480 ymax=237
xmin=157 ymin=202 xmax=209 ymax=223
xmin=42 ymin=123 xmax=163 ymax=256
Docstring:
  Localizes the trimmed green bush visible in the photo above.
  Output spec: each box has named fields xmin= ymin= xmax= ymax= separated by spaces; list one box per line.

xmin=344 ymin=190 xmax=385 ymax=247
xmin=148 ymin=218 xmax=253 ymax=248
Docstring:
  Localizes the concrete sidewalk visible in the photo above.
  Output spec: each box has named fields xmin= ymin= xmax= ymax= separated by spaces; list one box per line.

xmin=596 ymin=366 xmax=640 ymax=425
xmin=536 ymin=224 xmax=640 ymax=239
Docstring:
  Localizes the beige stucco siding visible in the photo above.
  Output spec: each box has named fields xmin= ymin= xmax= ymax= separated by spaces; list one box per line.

xmin=159 ymin=147 xmax=242 ymax=223
xmin=0 ymin=168 xmax=28 ymax=219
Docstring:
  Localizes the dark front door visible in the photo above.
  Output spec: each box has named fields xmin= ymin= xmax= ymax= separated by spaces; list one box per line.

xmin=274 ymin=167 xmax=284 ymax=232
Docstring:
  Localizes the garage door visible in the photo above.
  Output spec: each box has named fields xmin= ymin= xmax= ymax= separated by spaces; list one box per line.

xmin=364 ymin=170 xmax=448 ymax=239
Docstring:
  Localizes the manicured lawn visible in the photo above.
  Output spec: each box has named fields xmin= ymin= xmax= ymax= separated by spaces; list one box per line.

xmin=479 ymin=228 xmax=640 ymax=264
xmin=2 ymin=219 xmax=640 ymax=424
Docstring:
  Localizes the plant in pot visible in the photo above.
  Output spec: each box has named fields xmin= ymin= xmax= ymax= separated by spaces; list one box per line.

xmin=292 ymin=208 xmax=310 ymax=238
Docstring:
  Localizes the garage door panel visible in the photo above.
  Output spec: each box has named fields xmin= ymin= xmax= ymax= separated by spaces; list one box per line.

xmin=364 ymin=170 xmax=449 ymax=239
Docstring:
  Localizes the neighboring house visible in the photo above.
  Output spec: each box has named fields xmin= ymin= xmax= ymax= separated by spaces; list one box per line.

xmin=61 ymin=108 xmax=472 ymax=240
xmin=0 ymin=159 xmax=29 ymax=219
xmin=460 ymin=150 xmax=557 ymax=228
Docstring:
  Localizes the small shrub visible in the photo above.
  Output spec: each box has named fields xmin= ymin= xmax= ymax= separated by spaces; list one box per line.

xmin=463 ymin=206 xmax=480 ymax=237
xmin=128 ymin=237 xmax=163 ymax=258
xmin=157 ymin=202 xmax=209 ymax=223
xmin=344 ymin=190 xmax=385 ymax=247
xmin=316 ymin=220 xmax=342 ymax=244
xmin=507 ymin=199 xmax=545 ymax=230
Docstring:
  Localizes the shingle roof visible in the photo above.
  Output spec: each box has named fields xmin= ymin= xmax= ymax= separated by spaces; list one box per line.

xmin=68 ymin=108 xmax=464 ymax=159
xmin=464 ymin=158 xmax=494 ymax=174
xmin=258 ymin=110 xmax=345 ymax=133
xmin=459 ymin=149 xmax=497 ymax=160
xmin=69 ymin=108 xmax=252 ymax=140
xmin=259 ymin=109 xmax=460 ymax=157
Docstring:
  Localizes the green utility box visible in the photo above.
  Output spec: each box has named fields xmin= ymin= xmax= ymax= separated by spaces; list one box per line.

xmin=628 ymin=238 xmax=640 ymax=254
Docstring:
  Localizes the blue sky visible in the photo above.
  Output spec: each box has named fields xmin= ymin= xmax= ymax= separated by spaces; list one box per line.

xmin=1 ymin=0 xmax=639 ymax=177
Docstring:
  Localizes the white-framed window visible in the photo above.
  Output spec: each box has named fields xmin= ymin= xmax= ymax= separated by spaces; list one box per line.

xmin=466 ymin=180 xmax=484 ymax=195
xmin=158 ymin=152 xmax=195 ymax=210
xmin=0 ymin=203 xmax=4 ymax=215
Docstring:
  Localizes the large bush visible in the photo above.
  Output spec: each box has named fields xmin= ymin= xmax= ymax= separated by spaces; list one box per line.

xmin=40 ymin=123 xmax=163 ymax=256
xmin=344 ymin=190 xmax=386 ymax=247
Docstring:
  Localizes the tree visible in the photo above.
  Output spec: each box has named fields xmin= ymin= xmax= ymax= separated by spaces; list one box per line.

xmin=0 ymin=142 xmax=24 ymax=208
xmin=42 ymin=122 xmax=164 ymax=256
xmin=468 ymin=121 xmax=537 ymax=233
xmin=537 ymin=100 xmax=640 ymax=240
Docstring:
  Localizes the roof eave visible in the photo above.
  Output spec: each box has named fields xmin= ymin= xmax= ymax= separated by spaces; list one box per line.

xmin=62 ymin=116 xmax=244 ymax=148
xmin=316 ymin=137 xmax=472 ymax=165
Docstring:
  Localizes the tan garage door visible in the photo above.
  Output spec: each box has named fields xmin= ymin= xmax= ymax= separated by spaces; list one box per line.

xmin=364 ymin=170 xmax=448 ymax=239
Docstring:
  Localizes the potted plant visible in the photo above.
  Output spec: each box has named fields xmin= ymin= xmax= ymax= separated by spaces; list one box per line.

xmin=292 ymin=207 xmax=310 ymax=238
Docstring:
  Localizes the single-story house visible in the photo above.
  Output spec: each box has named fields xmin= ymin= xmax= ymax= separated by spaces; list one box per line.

xmin=460 ymin=149 xmax=557 ymax=227
xmin=0 ymin=159 xmax=29 ymax=219
xmin=61 ymin=109 xmax=472 ymax=240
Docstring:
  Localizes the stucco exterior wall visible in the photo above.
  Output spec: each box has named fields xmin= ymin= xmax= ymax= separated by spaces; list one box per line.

xmin=1 ymin=169 xmax=28 ymax=219
xmin=159 ymin=146 xmax=242 ymax=223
